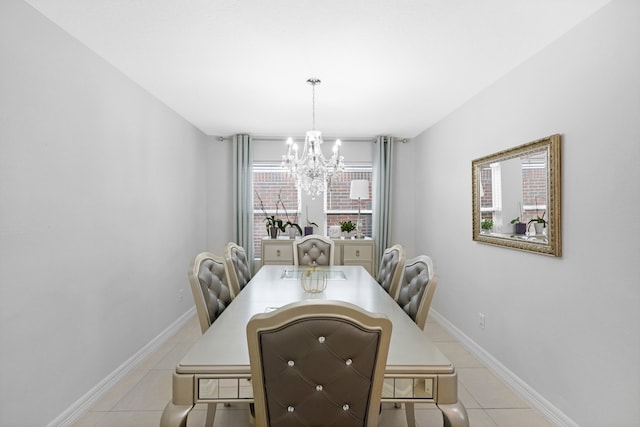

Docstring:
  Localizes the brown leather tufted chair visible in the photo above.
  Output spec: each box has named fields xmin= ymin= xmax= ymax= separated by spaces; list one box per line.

xmin=376 ymin=244 xmax=405 ymax=301
xmin=247 ymin=300 xmax=392 ymax=427
xmin=187 ymin=252 xmax=233 ymax=427
xmin=396 ymin=255 xmax=438 ymax=427
xmin=224 ymin=242 xmax=252 ymax=299
xmin=292 ymin=234 xmax=335 ymax=267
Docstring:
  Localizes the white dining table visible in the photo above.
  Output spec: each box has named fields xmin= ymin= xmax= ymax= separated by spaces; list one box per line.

xmin=160 ymin=265 xmax=468 ymax=427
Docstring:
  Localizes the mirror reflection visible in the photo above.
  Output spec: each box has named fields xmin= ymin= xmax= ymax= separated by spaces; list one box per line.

xmin=472 ymin=134 xmax=561 ymax=256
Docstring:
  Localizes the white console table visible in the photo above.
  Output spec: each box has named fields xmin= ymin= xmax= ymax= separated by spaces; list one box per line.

xmin=261 ymin=237 xmax=375 ymax=275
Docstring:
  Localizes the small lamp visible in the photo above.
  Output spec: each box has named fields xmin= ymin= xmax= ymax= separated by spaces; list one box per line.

xmin=349 ymin=180 xmax=369 ymax=239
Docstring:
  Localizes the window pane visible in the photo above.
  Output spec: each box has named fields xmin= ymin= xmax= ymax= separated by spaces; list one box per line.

xmin=327 ymin=168 xmax=372 ymax=237
xmin=253 ymin=165 xmax=299 ymax=256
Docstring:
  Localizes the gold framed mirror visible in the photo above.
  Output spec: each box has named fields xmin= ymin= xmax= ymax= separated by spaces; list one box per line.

xmin=472 ymin=134 xmax=561 ymax=256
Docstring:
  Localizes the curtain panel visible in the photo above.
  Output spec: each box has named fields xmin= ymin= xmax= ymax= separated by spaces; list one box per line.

xmin=232 ymin=134 xmax=254 ymax=272
xmin=372 ymin=136 xmax=393 ymax=272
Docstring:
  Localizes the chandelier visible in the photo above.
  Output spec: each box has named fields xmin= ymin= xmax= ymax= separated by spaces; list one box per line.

xmin=282 ymin=78 xmax=344 ymax=198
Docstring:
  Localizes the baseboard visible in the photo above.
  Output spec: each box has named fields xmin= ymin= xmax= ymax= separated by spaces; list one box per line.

xmin=47 ymin=307 xmax=196 ymax=427
xmin=429 ymin=309 xmax=577 ymax=427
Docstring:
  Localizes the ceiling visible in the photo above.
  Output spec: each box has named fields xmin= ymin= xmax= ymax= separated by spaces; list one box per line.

xmin=24 ymin=0 xmax=612 ymax=139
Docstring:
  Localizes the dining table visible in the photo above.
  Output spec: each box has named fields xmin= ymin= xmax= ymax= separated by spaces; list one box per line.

xmin=160 ymin=265 xmax=468 ymax=427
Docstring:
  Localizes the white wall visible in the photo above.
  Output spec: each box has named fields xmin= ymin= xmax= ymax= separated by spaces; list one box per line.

xmin=0 ymin=1 xmax=225 ymax=425
xmin=389 ymin=140 xmax=418 ymax=257
xmin=206 ymin=139 xmax=233 ymax=254
xmin=397 ymin=0 xmax=639 ymax=425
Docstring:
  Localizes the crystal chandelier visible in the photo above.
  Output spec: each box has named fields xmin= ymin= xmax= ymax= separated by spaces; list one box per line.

xmin=282 ymin=78 xmax=344 ymax=198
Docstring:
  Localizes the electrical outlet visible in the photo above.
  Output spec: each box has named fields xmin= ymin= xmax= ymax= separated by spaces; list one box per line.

xmin=479 ymin=313 xmax=486 ymax=329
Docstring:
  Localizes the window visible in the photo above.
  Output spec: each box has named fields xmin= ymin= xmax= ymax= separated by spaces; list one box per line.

xmin=253 ymin=163 xmax=299 ymax=257
xmin=326 ymin=166 xmax=372 ymax=237
xmin=252 ymin=163 xmax=373 ymax=259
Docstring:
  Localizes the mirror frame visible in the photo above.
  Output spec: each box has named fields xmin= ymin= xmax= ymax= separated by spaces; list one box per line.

xmin=472 ymin=134 xmax=562 ymax=256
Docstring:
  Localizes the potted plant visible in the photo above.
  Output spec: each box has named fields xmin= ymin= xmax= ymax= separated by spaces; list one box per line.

xmin=303 ymin=206 xmax=318 ymax=236
xmin=511 ymin=217 xmax=526 ymax=235
xmin=480 ymin=219 xmax=493 ymax=233
xmin=256 ymin=189 xmax=301 ymax=239
xmin=264 ymin=215 xmax=284 ymax=239
xmin=304 ymin=220 xmax=318 ymax=236
xmin=285 ymin=221 xmax=302 ymax=239
xmin=527 ymin=198 xmax=546 ymax=235
xmin=339 ymin=220 xmax=356 ymax=238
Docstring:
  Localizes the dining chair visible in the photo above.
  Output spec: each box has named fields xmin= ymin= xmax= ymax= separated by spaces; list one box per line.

xmin=224 ymin=242 xmax=252 ymax=299
xmin=187 ymin=251 xmax=233 ymax=427
xmin=396 ymin=254 xmax=438 ymax=426
xmin=292 ymin=234 xmax=335 ymax=267
xmin=376 ymin=244 xmax=405 ymax=301
xmin=246 ymin=299 xmax=392 ymax=427
xmin=397 ymin=254 xmax=436 ymax=330
xmin=188 ymin=252 xmax=232 ymax=334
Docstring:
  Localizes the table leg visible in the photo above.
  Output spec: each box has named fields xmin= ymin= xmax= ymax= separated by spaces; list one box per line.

xmin=404 ymin=402 xmax=416 ymax=427
xmin=159 ymin=400 xmax=194 ymax=427
xmin=438 ymin=401 xmax=469 ymax=427
xmin=205 ymin=402 xmax=217 ymax=427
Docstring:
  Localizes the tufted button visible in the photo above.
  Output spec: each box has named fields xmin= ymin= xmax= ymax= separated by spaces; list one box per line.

xmin=316 ymin=385 xmax=323 ymax=391
xmin=345 ymin=358 xmax=352 ymax=366
xmin=287 ymin=360 xmax=295 ymax=367
xmin=318 ymin=336 xmax=325 ymax=343
xmin=288 ymin=406 xmax=295 ymax=413
xmin=342 ymin=404 xmax=350 ymax=411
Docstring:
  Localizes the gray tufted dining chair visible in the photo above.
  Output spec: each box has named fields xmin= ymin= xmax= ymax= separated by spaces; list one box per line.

xmin=187 ymin=252 xmax=233 ymax=427
xmin=224 ymin=242 xmax=252 ymax=299
xmin=397 ymin=255 xmax=436 ymax=330
xmin=188 ymin=252 xmax=232 ymax=334
xmin=376 ymin=244 xmax=405 ymax=301
xmin=292 ymin=234 xmax=335 ymax=267
xmin=396 ymin=254 xmax=438 ymax=426
xmin=246 ymin=300 xmax=392 ymax=427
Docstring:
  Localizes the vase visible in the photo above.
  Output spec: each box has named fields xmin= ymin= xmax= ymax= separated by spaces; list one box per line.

xmin=304 ymin=226 xmax=314 ymax=236
xmin=534 ymin=222 xmax=545 ymax=235
xmin=515 ymin=223 xmax=526 ymax=235
xmin=269 ymin=226 xmax=279 ymax=239
xmin=301 ymin=266 xmax=327 ymax=293
xmin=288 ymin=228 xmax=297 ymax=239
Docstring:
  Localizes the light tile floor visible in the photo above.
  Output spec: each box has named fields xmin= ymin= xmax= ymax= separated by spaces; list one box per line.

xmin=72 ymin=315 xmax=553 ymax=427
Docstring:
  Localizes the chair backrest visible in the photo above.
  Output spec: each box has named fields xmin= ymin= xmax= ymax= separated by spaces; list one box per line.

xmin=292 ymin=234 xmax=335 ymax=266
xmin=377 ymin=244 xmax=405 ymax=301
xmin=397 ymin=255 xmax=438 ymax=330
xmin=224 ymin=242 xmax=252 ymax=299
xmin=247 ymin=300 xmax=392 ymax=427
xmin=188 ymin=252 xmax=232 ymax=334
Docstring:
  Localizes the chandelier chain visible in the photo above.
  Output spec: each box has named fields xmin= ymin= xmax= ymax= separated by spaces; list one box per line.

xmin=307 ymin=78 xmax=320 ymax=130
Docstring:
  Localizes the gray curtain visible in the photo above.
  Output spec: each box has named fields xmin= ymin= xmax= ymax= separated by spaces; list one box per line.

xmin=372 ymin=136 xmax=393 ymax=271
xmin=232 ymin=134 xmax=254 ymax=272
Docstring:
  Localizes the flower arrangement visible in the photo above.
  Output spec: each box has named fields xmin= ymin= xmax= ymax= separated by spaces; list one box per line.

xmin=255 ymin=189 xmax=302 ymax=236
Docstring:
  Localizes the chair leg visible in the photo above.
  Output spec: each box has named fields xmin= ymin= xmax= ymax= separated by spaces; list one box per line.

xmin=205 ymin=402 xmax=217 ymax=427
xmin=405 ymin=402 xmax=416 ymax=427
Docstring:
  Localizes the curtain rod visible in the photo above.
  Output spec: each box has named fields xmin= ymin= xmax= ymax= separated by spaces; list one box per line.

xmin=216 ymin=135 xmax=409 ymax=143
